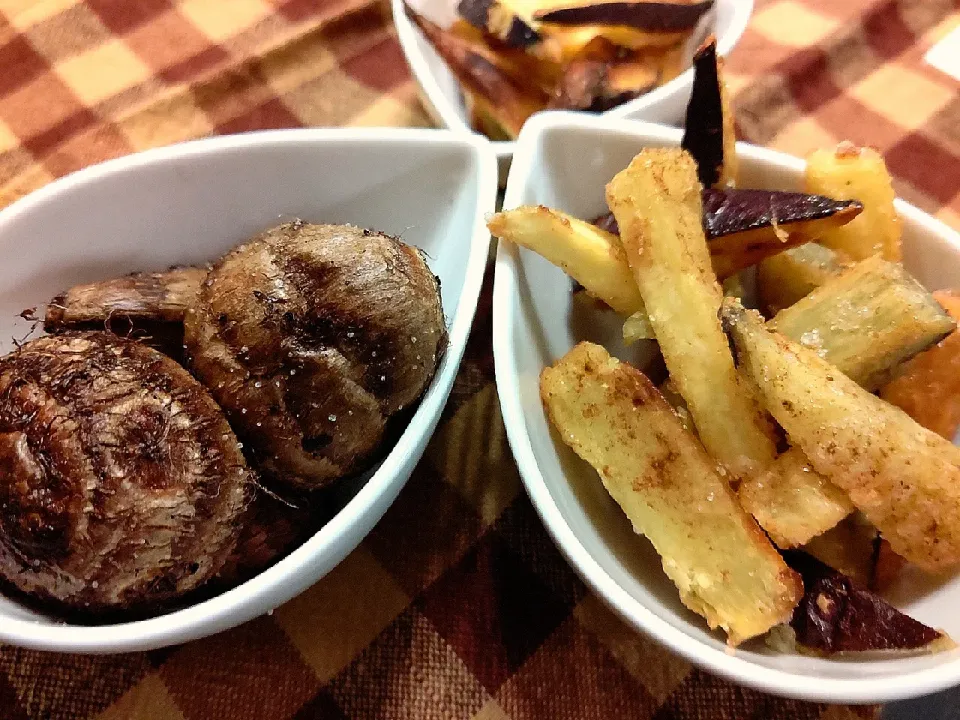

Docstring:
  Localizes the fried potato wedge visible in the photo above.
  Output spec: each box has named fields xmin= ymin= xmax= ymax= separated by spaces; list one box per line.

xmin=488 ymin=205 xmax=644 ymax=315
xmin=622 ymin=308 xmax=656 ymax=344
xmin=881 ymin=290 xmax=960 ymax=441
xmin=740 ymin=448 xmax=854 ymax=549
xmin=723 ymin=299 xmax=960 ymax=572
xmin=606 ymin=148 xmax=776 ymax=477
xmin=538 ymin=22 xmax=684 ymax=61
xmin=804 ymin=142 xmax=901 ymax=261
xmin=540 ymin=342 xmax=802 ymax=644
xmin=770 ymin=256 xmax=955 ymax=391
xmin=740 ymin=259 xmax=954 ymax=546
xmin=449 ymin=19 xmax=564 ymax=89
xmin=757 ymin=242 xmax=849 ymax=317
xmin=405 ymin=4 xmax=544 ymax=137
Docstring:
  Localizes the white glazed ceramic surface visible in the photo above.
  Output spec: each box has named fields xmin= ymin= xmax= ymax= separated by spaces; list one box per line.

xmin=392 ymin=0 xmax=753 ymax=183
xmin=493 ymin=111 xmax=960 ymax=703
xmin=0 ymin=128 xmax=497 ymax=653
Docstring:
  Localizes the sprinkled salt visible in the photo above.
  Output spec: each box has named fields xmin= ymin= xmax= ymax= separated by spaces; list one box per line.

xmin=328 ymin=414 xmax=337 ymax=422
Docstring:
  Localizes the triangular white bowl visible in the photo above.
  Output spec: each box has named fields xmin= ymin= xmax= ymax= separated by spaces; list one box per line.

xmin=494 ymin=111 xmax=960 ymax=704
xmin=393 ymin=0 xmax=754 ymax=184
xmin=0 ymin=128 xmax=497 ymax=652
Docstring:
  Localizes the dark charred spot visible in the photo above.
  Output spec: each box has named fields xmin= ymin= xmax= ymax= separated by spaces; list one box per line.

xmin=591 ymin=213 xmax=619 ymax=235
xmin=301 ymin=433 xmax=332 ymax=455
xmin=112 ymin=404 xmax=174 ymax=487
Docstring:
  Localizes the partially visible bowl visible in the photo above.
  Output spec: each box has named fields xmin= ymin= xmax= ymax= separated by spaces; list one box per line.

xmin=0 ymin=128 xmax=497 ymax=652
xmin=393 ymin=0 xmax=753 ymax=184
xmin=493 ymin=111 xmax=960 ymax=703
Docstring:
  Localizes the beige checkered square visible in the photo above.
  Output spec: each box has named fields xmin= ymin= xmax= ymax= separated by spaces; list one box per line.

xmin=428 ymin=383 xmax=522 ymax=526
xmin=280 ymin=68 xmax=381 ymax=127
xmin=56 ymin=39 xmax=151 ymax=105
xmin=0 ymin=119 xmax=18 ymax=153
xmin=851 ymin=65 xmax=954 ymax=130
xmin=98 ymin=673 xmax=186 ymax=720
xmin=258 ymin=33 xmax=339 ymax=95
xmin=117 ymin=92 xmax=215 ymax=150
xmin=349 ymin=90 xmax=433 ymax=129
xmin=180 ymin=0 xmax=271 ymax=42
xmin=276 ymin=546 xmax=410 ymax=682
xmin=472 ymin=700 xmax=512 ymax=720
xmin=769 ymin=116 xmax=839 ymax=157
xmin=2 ymin=0 xmax=71 ymax=28
xmin=751 ymin=1 xmax=841 ymax=47
xmin=574 ymin=594 xmax=692 ymax=704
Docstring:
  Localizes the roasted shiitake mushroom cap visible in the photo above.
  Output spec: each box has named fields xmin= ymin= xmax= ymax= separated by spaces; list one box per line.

xmin=183 ymin=222 xmax=447 ymax=490
xmin=0 ymin=332 xmax=252 ymax=617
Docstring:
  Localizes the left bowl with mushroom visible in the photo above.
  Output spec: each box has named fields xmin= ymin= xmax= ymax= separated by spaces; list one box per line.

xmin=0 ymin=128 xmax=496 ymax=652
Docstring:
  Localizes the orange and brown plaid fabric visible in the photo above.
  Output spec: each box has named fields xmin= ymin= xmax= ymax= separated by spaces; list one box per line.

xmin=0 ymin=0 xmax=956 ymax=718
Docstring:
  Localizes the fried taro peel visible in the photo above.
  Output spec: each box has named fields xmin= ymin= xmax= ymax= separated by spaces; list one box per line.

xmin=593 ymin=188 xmax=862 ymax=246
xmin=785 ymin=552 xmax=944 ymax=653
xmin=534 ymin=0 xmax=714 ymax=32
xmin=681 ymin=36 xmax=730 ymax=187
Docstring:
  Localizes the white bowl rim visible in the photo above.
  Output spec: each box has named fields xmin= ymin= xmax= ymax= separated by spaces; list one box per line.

xmin=493 ymin=110 xmax=960 ymax=704
xmin=392 ymin=0 xmax=755 ymax=159
xmin=0 ymin=127 xmax=499 ymax=653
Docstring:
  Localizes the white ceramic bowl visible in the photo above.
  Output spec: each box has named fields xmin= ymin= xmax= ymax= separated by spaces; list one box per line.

xmin=0 ymin=128 xmax=497 ymax=653
xmin=393 ymin=0 xmax=753 ymax=183
xmin=493 ymin=111 xmax=960 ymax=703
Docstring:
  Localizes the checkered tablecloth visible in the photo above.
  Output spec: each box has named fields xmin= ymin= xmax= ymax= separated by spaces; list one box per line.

xmin=0 ymin=0 xmax=956 ymax=718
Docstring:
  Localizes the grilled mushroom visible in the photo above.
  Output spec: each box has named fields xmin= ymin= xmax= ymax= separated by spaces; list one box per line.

xmin=0 ymin=332 xmax=252 ymax=617
xmin=44 ymin=267 xmax=207 ymax=359
xmin=183 ymin=222 xmax=446 ymax=490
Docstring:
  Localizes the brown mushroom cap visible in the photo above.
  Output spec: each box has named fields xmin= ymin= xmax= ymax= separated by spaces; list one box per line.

xmin=183 ymin=222 xmax=446 ymax=490
xmin=0 ymin=332 xmax=252 ymax=617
